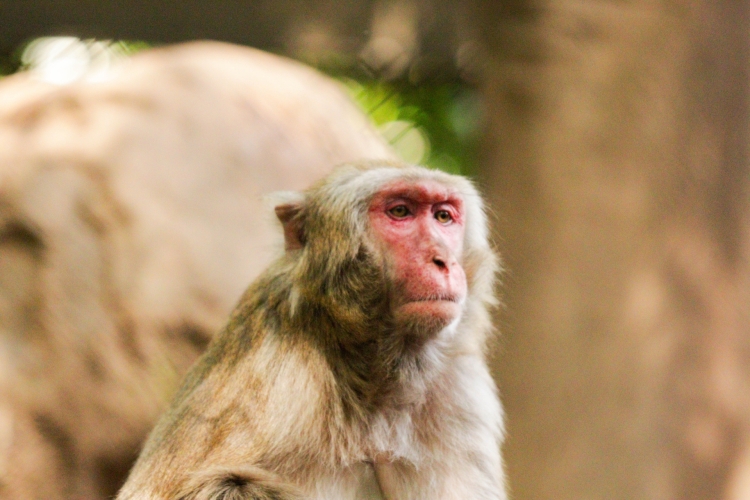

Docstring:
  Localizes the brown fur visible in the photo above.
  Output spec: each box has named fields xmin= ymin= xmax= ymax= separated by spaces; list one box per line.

xmin=0 ymin=42 xmax=395 ymax=499
xmin=117 ymin=163 xmax=506 ymax=500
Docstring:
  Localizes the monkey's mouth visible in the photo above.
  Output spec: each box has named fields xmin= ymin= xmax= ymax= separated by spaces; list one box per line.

xmin=394 ymin=297 xmax=463 ymax=334
xmin=407 ymin=294 xmax=460 ymax=303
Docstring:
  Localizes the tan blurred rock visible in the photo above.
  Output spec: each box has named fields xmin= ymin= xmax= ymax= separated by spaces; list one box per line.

xmin=0 ymin=41 xmax=395 ymax=499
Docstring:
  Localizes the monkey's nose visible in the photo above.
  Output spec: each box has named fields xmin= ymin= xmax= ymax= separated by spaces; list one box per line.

xmin=433 ymin=256 xmax=459 ymax=274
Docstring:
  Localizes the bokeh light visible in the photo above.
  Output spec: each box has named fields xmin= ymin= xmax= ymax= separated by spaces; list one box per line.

xmin=20 ymin=37 xmax=133 ymax=84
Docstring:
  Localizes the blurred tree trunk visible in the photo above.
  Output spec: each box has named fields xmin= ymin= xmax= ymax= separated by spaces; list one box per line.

xmin=473 ymin=1 xmax=750 ymax=499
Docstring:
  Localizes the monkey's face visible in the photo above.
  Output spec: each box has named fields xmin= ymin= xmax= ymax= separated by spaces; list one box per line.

xmin=368 ymin=178 xmax=468 ymax=336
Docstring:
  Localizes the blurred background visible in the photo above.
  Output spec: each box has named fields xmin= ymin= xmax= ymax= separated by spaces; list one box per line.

xmin=0 ymin=1 xmax=748 ymax=499
xmin=0 ymin=0 xmax=487 ymax=176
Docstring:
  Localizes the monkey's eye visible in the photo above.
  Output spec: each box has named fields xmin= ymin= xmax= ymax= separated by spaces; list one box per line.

xmin=435 ymin=210 xmax=453 ymax=224
xmin=388 ymin=205 xmax=411 ymax=218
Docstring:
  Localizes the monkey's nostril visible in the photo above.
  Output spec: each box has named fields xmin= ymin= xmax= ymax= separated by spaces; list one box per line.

xmin=433 ymin=257 xmax=447 ymax=269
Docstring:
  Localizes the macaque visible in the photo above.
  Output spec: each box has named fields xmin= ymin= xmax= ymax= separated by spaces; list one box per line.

xmin=0 ymin=42 xmax=395 ymax=499
xmin=117 ymin=161 xmax=506 ymax=500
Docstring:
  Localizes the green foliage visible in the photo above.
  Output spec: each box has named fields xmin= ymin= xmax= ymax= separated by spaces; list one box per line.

xmin=339 ymin=78 xmax=484 ymax=177
xmin=112 ymin=40 xmax=151 ymax=56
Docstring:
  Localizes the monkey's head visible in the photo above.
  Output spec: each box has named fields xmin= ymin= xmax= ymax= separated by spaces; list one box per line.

xmin=274 ymin=161 xmax=497 ymax=344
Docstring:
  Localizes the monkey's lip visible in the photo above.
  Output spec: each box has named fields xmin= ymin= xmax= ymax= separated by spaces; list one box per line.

xmin=397 ymin=296 xmax=463 ymax=314
xmin=395 ymin=299 xmax=463 ymax=327
xmin=405 ymin=295 xmax=460 ymax=304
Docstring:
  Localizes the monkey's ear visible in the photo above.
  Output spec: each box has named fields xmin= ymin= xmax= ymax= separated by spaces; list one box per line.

xmin=275 ymin=203 xmax=305 ymax=251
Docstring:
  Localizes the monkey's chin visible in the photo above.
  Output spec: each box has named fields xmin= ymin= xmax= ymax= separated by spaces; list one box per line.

xmin=394 ymin=300 xmax=461 ymax=338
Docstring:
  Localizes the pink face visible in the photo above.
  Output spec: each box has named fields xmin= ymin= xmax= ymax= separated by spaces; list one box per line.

xmin=368 ymin=178 xmax=467 ymax=332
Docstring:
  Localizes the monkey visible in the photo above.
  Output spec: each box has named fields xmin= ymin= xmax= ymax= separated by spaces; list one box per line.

xmin=0 ymin=41 xmax=395 ymax=499
xmin=116 ymin=161 xmax=506 ymax=500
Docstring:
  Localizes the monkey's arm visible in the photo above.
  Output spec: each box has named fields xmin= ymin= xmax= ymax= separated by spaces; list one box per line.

xmin=173 ymin=467 xmax=303 ymax=500
xmin=117 ymin=332 xmax=328 ymax=500
xmin=375 ymin=357 xmax=506 ymax=500
xmin=118 ymin=467 xmax=303 ymax=500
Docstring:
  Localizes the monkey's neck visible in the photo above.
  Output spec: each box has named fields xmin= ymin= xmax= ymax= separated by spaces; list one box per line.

xmin=311 ymin=311 xmax=446 ymax=419
xmin=257 ymin=262 xmax=447 ymax=419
